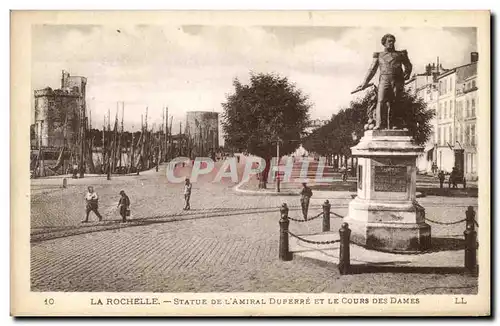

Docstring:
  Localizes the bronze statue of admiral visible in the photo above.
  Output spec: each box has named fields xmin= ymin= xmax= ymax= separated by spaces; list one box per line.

xmin=352 ymin=34 xmax=413 ymax=130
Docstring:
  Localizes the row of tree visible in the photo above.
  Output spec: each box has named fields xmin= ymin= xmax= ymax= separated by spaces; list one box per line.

xmin=222 ymin=73 xmax=434 ymax=188
xmin=302 ymin=87 xmax=434 ymax=161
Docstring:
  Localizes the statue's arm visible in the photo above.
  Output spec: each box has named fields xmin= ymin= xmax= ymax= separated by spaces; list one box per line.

xmin=402 ymin=50 xmax=413 ymax=80
xmin=361 ymin=56 xmax=379 ymax=86
xmin=352 ymin=53 xmax=379 ymax=93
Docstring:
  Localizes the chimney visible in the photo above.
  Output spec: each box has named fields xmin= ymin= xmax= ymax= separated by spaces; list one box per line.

xmin=425 ymin=64 xmax=432 ymax=75
xmin=471 ymin=52 xmax=479 ymax=63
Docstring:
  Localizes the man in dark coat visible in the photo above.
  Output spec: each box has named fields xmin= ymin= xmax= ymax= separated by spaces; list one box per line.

xmin=300 ymin=183 xmax=313 ymax=221
xmin=438 ymin=170 xmax=445 ymax=189
xmin=117 ymin=190 xmax=130 ymax=222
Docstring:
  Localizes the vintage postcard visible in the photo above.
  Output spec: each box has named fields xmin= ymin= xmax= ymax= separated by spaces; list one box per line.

xmin=11 ymin=10 xmax=490 ymax=316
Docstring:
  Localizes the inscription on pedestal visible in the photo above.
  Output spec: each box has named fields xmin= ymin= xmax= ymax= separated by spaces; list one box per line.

xmin=374 ymin=166 xmax=407 ymax=192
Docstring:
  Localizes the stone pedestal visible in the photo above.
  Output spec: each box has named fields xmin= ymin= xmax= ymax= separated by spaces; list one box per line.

xmin=344 ymin=130 xmax=431 ymax=253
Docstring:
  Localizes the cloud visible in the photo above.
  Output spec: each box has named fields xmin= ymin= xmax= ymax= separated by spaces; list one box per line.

xmin=32 ymin=25 xmax=476 ymax=132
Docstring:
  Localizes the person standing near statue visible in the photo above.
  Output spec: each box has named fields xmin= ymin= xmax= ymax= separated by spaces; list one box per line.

xmin=300 ymin=182 xmax=313 ymax=221
xmin=353 ymin=34 xmax=413 ymax=130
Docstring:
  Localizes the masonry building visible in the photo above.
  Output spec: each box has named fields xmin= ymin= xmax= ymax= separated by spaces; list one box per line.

xmin=33 ymin=70 xmax=87 ymax=148
xmin=405 ymin=53 xmax=478 ymax=180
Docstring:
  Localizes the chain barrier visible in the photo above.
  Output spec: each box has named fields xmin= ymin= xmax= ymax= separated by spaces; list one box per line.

xmin=424 ymin=217 xmax=467 ymax=225
xmin=287 ymin=230 xmax=340 ymax=245
xmin=287 ymin=211 xmax=323 ymax=223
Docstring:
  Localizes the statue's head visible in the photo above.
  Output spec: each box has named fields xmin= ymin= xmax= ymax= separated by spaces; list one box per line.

xmin=381 ymin=34 xmax=396 ymax=51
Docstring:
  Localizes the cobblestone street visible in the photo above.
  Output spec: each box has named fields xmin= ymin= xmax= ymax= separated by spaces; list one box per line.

xmin=31 ymin=163 xmax=479 ymax=294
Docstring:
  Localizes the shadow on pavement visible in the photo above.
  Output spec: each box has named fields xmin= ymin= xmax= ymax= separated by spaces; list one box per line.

xmin=348 ymin=265 xmax=467 ymax=275
xmin=429 ymin=237 xmax=465 ymax=252
xmin=310 ymin=182 xmax=357 ymax=192
xmin=417 ymin=187 xmax=478 ymax=198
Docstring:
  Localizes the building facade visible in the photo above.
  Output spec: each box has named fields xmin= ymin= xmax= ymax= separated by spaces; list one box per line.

xmin=304 ymin=118 xmax=329 ymax=135
xmin=454 ymin=60 xmax=478 ymax=180
xmin=405 ymin=53 xmax=478 ymax=180
xmin=185 ymin=111 xmax=219 ymax=158
xmin=436 ymin=69 xmax=457 ymax=173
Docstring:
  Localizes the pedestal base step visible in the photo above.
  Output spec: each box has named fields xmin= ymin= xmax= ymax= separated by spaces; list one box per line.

xmin=343 ymin=218 xmax=431 ymax=253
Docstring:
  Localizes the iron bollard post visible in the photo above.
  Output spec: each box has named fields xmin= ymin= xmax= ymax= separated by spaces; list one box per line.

xmin=62 ymin=178 xmax=67 ymax=189
xmin=322 ymin=200 xmax=331 ymax=232
xmin=464 ymin=224 xmax=478 ymax=275
xmin=338 ymin=222 xmax=351 ymax=275
xmin=279 ymin=203 xmax=292 ymax=261
xmin=466 ymin=206 xmax=477 ymax=231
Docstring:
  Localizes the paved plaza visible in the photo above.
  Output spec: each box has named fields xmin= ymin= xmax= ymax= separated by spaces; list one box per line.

xmin=30 ymin=162 xmax=479 ymax=294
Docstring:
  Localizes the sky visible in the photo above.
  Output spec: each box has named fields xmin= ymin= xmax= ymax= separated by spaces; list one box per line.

xmin=31 ymin=25 xmax=477 ymax=137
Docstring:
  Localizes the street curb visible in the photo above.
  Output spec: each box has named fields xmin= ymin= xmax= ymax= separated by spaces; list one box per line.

xmin=232 ymin=180 xmax=299 ymax=196
xmin=233 ymin=180 xmax=425 ymax=200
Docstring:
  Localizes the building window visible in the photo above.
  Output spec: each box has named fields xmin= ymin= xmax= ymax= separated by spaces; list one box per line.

xmin=449 ymin=78 xmax=452 ymax=92
xmin=455 ymin=126 xmax=459 ymax=143
xmin=448 ymin=126 xmax=452 ymax=145
xmin=466 ymin=100 xmax=470 ymax=117
xmin=444 ymin=80 xmax=447 ymax=94
xmin=437 ymin=126 xmax=441 ymax=145
xmin=472 ymin=80 xmax=476 ymax=88
xmin=450 ymin=100 xmax=453 ymax=117
xmin=471 ymin=98 xmax=476 ymax=117
xmin=471 ymin=124 xmax=476 ymax=146
xmin=465 ymin=125 xmax=470 ymax=145
xmin=438 ymin=104 xmax=442 ymax=119
xmin=444 ymin=102 xmax=448 ymax=118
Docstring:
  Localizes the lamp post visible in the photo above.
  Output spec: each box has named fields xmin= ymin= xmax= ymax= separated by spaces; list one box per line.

xmin=276 ymin=138 xmax=281 ymax=193
xmin=351 ymin=132 xmax=359 ymax=177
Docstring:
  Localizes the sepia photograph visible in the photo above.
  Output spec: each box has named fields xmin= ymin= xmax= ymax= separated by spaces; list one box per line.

xmin=10 ymin=10 xmax=490 ymax=316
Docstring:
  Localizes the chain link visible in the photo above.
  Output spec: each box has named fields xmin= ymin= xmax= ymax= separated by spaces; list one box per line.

xmin=287 ymin=211 xmax=323 ymax=223
xmin=287 ymin=230 xmax=340 ymax=245
xmin=424 ymin=217 xmax=467 ymax=225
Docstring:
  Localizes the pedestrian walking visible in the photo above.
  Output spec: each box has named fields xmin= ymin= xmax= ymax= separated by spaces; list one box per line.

xmin=183 ymin=178 xmax=192 ymax=210
xmin=117 ymin=190 xmax=130 ymax=222
xmin=342 ymin=169 xmax=348 ymax=182
xmin=449 ymin=167 xmax=459 ymax=189
xmin=300 ymin=182 xmax=313 ymax=220
xmin=83 ymin=186 xmax=103 ymax=223
xmin=72 ymin=163 xmax=78 ymax=179
xmin=438 ymin=170 xmax=445 ymax=189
